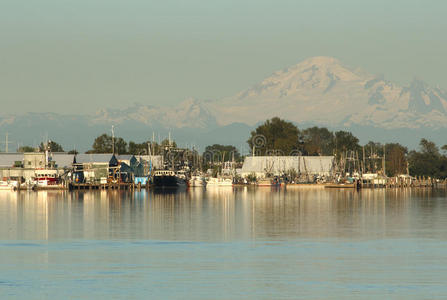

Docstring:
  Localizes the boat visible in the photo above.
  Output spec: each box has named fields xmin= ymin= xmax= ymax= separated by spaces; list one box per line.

xmin=33 ymin=169 xmax=64 ymax=189
xmin=189 ymin=175 xmax=206 ymax=187
xmin=0 ymin=180 xmax=18 ymax=191
xmin=206 ymin=177 xmax=233 ymax=187
xmin=153 ymin=170 xmax=187 ymax=188
xmin=27 ymin=142 xmax=65 ymax=190
xmin=324 ymin=182 xmax=357 ymax=189
xmin=285 ymin=183 xmax=325 ymax=189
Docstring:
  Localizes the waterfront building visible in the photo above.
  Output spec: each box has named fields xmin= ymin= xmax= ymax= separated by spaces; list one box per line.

xmin=240 ymin=156 xmax=335 ymax=179
xmin=0 ymin=152 xmax=163 ymax=183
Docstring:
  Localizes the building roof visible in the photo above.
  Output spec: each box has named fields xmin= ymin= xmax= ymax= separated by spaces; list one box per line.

xmin=74 ymin=154 xmax=115 ymax=164
xmin=241 ymin=156 xmax=334 ymax=175
xmin=0 ymin=153 xmax=24 ymax=168
xmin=0 ymin=153 xmax=164 ymax=169
xmin=74 ymin=154 xmax=138 ymax=164
xmin=52 ymin=153 xmax=75 ymax=168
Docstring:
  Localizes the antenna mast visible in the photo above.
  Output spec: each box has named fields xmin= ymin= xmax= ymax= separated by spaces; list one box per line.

xmin=111 ymin=125 xmax=115 ymax=155
xmin=1 ymin=132 xmax=14 ymax=153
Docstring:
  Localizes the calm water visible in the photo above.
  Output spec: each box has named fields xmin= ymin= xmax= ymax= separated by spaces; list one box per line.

xmin=1 ymin=187 xmax=447 ymax=299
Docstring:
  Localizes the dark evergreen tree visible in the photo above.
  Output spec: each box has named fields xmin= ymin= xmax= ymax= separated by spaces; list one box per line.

xmin=247 ymin=117 xmax=300 ymax=156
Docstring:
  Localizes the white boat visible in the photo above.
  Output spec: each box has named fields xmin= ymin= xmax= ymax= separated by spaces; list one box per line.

xmin=0 ymin=180 xmax=18 ymax=191
xmin=34 ymin=169 xmax=62 ymax=187
xmin=206 ymin=177 xmax=233 ymax=187
xmin=189 ymin=175 xmax=206 ymax=187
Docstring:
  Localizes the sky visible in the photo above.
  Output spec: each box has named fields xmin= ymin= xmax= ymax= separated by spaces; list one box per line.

xmin=1 ymin=0 xmax=446 ymax=114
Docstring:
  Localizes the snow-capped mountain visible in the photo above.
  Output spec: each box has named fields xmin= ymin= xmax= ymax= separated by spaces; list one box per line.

xmin=209 ymin=56 xmax=447 ymax=129
xmin=91 ymin=98 xmax=217 ymax=129
xmin=1 ymin=56 xmax=446 ymax=151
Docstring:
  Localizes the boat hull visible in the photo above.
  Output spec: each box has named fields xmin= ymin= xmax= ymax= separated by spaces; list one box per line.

xmin=324 ymin=183 xmax=356 ymax=189
xmin=153 ymin=175 xmax=186 ymax=188
xmin=206 ymin=178 xmax=233 ymax=187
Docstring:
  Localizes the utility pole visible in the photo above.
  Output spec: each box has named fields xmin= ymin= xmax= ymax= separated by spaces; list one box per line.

xmin=1 ymin=132 xmax=14 ymax=153
xmin=111 ymin=125 xmax=115 ymax=155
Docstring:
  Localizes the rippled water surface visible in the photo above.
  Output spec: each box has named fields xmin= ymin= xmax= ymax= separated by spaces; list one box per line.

xmin=1 ymin=188 xmax=447 ymax=299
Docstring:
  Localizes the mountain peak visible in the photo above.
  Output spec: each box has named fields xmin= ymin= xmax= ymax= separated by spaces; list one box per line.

xmin=278 ymin=56 xmax=366 ymax=83
xmin=298 ymin=56 xmax=342 ymax=66
xmin=212 ymin=57 xmax=447 ymax=128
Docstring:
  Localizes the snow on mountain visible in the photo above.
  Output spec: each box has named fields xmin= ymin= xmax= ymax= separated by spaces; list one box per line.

xmin=1 ymin=56 xmax=447 ymax=151
xmin=209 ymin=56 xmax=447 ymax=129
xmin=91 ymin=98 xmax=217 ymax=129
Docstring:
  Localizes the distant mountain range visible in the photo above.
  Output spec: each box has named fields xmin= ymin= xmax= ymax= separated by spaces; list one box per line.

xmin=210 ymin=56 xmax=447 ymax=129
xmin=1 ymin=56 xmax=446 ymax=152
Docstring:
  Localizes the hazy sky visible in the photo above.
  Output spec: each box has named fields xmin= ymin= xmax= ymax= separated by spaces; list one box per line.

xmin=1 ymin=0 xmax=446 ymax=114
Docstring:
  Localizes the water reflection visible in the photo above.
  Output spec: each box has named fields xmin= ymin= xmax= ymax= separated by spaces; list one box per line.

xmin=0 ymin=188 xmax=446 ymax=241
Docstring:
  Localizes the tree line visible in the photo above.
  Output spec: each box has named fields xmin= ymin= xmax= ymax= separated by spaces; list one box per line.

xmin=247 ymin=117 xmax=447 ymax=178
xmin=85 ymin=134 xmax=177 ymax=155
xmin=13 ymin=117 xmax=447 ymax=178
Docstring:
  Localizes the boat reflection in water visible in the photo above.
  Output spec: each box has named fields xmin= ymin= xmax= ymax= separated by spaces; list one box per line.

xmin=1 ymin=188 xmax=446 ymax=241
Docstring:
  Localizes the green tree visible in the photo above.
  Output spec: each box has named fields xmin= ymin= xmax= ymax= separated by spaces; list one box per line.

xmin=128 ymin=141 xmax=165 ymax=155
xmin=332 ymin=131 xmax=360 ymax=156
xmin=115 ymin=138 xmax=128 ymax=154
xmin=420 ymin=138 xmax=439 ymax=156
xmin=385 ymin=143 xmax=408 ymax=176
xmin=408 ymin=139 xmax=443 ymax=178
xmin=300 ymin=126 xmax=334 ymax=155
xmin=129 ymin=141 xmax=148 ymax=155
xmin=89 ymin=134 xmax=128 ymax=154
xmin=442 ymin=144 xmax=447 ymax=154
xmin=247 ymin=117 xmax=299 ymax=156
xmin=18 ymin=146 xmax=36 ymax=152
xmin=39 ymin=141 xmax=64 ymax=152
xmin=203 ymin=144 xmax=241 ymax=162
xmin=89 ymin=134 xmax=112 ymax=153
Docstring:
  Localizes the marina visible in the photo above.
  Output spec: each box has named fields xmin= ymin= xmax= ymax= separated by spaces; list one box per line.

xmin=0 ymin=118 xmax=446 ymax=193
xmin=3 ymin=2 xmax=447 ymax=298
xmin=0 ymin=147 xmax=446 ymax=192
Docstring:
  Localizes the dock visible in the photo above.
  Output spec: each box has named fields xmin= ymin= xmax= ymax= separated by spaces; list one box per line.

xmin=68 ymin=182 xmax=146 ymax=190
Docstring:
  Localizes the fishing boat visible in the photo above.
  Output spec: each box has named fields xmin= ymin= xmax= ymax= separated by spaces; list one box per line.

xmin=324 ymin=182 xmax=357 ymax=189
xmin=189 ymin=175 xmax=206 ymax=187
xmin=32 ymin=169 xmax=65 ymax=189
xmin=153 ymin=170 xmax=187 ymax=188
xmin=0 ymin=180 xmax=18 ymax=191
xmin=206 ymin=177 xmax=233 ymax=187
xmin=34 ymin=169 xmax=61 ymax=186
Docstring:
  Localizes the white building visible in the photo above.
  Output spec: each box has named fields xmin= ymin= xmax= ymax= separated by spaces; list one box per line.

xmin=241 ymin=156 xmax=334 ymax=178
